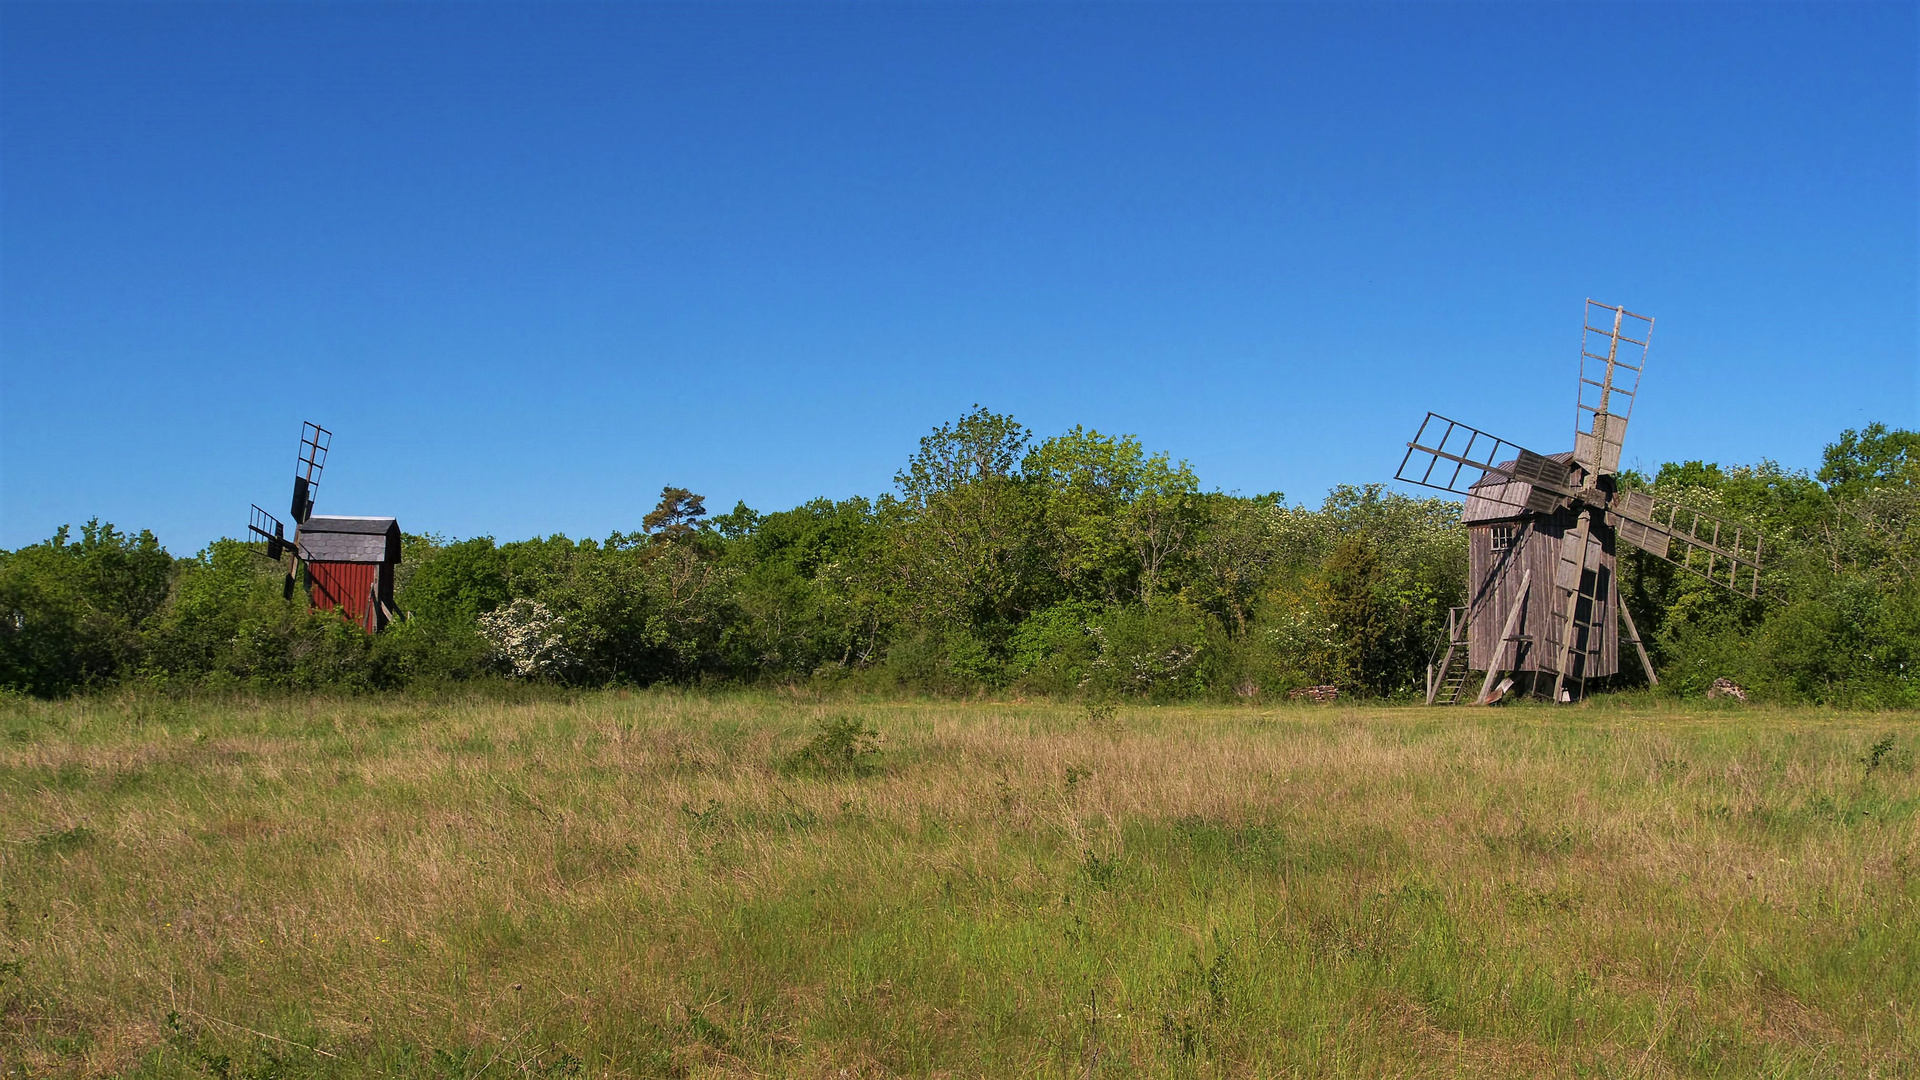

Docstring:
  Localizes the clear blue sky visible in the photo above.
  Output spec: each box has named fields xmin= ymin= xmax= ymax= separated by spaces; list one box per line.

xmin=2 ymin=2 xmax=1914 ymax=552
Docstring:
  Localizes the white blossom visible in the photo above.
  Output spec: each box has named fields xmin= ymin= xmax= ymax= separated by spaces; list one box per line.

xmin=477 ymin=599 xmax=577 ymax=679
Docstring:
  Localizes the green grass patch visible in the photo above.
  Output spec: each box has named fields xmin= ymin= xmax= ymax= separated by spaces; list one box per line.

xmin=0 ymin=693 xmax=1914 ymax=1077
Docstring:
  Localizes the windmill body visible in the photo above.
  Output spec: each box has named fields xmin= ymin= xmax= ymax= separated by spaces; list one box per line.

xmin=1462 ymin=454 xmax=1618 ymax=684
xmin=1397 ymin=302 xmax=1763 ymax=704
xmin=297 ymin=515 xmax=403 ymax=633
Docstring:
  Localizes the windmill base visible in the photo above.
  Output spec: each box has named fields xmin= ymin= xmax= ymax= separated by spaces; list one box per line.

xmin=1441 ymin=670 xmax=1594 ymax=705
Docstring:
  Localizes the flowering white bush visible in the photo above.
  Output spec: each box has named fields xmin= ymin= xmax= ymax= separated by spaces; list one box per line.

xmin=477 ymin=599 xmax=577 ymax=679
xmin=1259 ymin=602 xmax=1340 ymax=684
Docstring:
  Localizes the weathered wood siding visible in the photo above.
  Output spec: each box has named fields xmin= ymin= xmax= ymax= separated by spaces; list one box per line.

xmin=1467 ymin=514 xmax=1618 ymax=677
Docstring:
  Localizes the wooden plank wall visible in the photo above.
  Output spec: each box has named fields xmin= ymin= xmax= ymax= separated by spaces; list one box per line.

xmin=1467 ymin=515 xmax=1618 ymax=677
xmin=309 ymin=560 xmax=379 ymax=632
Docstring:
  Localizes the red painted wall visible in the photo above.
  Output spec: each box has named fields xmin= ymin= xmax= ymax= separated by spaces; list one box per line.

xmin=308 ymin=561 xmax=379 ymax=632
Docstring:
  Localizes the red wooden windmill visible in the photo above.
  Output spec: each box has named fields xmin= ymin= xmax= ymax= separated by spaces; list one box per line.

xmin=248 ymin=422 xmax=403 ymax=633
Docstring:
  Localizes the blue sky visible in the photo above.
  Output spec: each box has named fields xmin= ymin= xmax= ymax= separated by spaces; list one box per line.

xmin=2 ymin=2 xmax=1914 ymax=552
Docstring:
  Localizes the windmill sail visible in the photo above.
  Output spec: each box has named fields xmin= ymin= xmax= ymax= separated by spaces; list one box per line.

xmin=252 ymin=420 xmax=333 ymax=608
xmin=292 ymin=422 xmax=331 ymax=524
xmin=1573 ymin=302 xmax=1651 ymax=478
xmin=248 ymin=504 xmax=288 ymax=560
xmin=1397 ymin=413 xmax=1581 ymax=509
xmin=1546 ymin=506 xmax=1612 ymax=701
xmin=1611 ymin=489 xmax=1763 ymax=598
xmin=1553 ymin=522 xmax=1603 ymax=593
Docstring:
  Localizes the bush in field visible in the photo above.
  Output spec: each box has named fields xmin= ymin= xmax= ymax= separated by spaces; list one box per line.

xmin=399 ymin=536 xmax=510 ymax=627
xmin=1007 ymin=601 xmax=1101 ymax=694
xmin=719 ymin=497 xmax=887 ymax=678
xmin=1318 ymin=535 xmax=1388 ymax=695
xmin=1219 ymin=589 xmax=1340 ymax=698
xmin=1084 ymin=598 xmax=1214 ymax=700
xmin=477 ymin=599 xmax=577 ymax=679
xmin=782 ymin=716 xmax=881 ymax=777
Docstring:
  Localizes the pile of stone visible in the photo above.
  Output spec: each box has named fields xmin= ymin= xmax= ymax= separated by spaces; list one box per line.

xmin=1707 ymin=677 xmax=1750 ymax=702
xmin=1289 ymin=685 xmax=1340 ymax=703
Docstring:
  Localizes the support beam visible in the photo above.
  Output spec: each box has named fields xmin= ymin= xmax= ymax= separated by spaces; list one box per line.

xmin=1620 ymin=601 xmax=1658 ymax=687
xmin=1477 ymin=568 xmax=1532 ymax=705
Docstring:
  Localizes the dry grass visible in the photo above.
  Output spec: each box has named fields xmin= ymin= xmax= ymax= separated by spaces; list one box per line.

xmin=1 ymin=691 xmax=1915 ymax=1078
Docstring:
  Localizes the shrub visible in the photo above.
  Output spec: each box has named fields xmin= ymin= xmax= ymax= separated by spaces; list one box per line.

xmin=782 ymin=716 xmax=881 ymax=777
xmin=1084 ymin=598 xmax=1213 ymax=700
xmin=477 ymin=599 xmax=578 ymax=679
xmin=1007 ymin=602 xmax=1101 ymax=694
xmin=0 ymin=521 xmax=173 ymax=696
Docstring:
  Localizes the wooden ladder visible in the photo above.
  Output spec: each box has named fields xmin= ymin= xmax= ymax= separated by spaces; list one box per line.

xmin=1546 ymin=567 xmax=1607 ymax=702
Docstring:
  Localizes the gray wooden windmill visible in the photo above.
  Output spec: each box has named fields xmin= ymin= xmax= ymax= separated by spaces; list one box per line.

xmin=1395 ymin=301 xmax=1763 ymax=704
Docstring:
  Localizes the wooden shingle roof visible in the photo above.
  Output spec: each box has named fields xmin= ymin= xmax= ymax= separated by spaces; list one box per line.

xmin=1462 ymin=452 xmax=1579 ymax=525
xmin=296 ymin=516 xmax=401 ymax=564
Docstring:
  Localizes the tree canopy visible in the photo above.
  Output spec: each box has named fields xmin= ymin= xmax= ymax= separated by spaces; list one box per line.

xmin=3 ymin=414 xmax=1913 ymax=706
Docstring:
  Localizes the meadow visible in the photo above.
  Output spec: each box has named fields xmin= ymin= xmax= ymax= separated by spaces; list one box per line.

xmin=1 ymin=692 xmax=1915 ymax=1078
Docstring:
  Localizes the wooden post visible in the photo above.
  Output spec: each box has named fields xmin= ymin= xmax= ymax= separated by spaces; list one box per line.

xmin=1620 ymin=601 xmax=1658 ymax=687
xmin=1477 ymin=568 xmax=1532 ymax=705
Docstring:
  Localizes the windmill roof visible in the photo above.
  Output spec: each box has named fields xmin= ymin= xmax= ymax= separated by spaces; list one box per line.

xmin=296 ymin=516 xmax=401 ymax=564
xmin=300 ymin=516 xmax=398 ymax=534
xmin=1462 ymin=451 xmax=1577 ymax=525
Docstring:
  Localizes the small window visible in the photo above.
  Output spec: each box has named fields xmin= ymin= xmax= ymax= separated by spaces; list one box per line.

xmin=1491 ymin=524 xmax=1518 ymax=552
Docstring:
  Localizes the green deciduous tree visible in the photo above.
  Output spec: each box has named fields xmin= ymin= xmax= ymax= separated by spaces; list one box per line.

xmin=0 ymin=521 xmax=174 ymax=695
xmin=1318 ymin=535 xmax=1388 ymax=694
xmin=1818 ymin=422 xmax=1920 ymax=497
xmin=888 ymin=408 xmax=1042 ymax=647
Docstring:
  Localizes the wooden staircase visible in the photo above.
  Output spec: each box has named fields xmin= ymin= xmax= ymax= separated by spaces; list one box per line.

xmin=1426 ymin=607 xmax=1474 ymax=706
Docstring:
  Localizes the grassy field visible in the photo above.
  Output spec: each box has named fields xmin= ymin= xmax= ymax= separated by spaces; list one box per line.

xmin=1 ymin=692 xmax=1916 ymax=1079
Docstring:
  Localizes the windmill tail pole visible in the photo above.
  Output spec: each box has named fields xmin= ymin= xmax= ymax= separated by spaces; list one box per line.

xmin=1477 ymin=567 xmax=1532 ymax=705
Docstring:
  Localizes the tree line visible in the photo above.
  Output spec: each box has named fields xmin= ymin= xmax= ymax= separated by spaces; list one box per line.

xmin=2 ymin=410 xmax=1914 ymax=705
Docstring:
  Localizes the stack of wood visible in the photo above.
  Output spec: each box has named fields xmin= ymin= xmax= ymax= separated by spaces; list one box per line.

xmin=1707 ymin=677 xmax=1750 ymax=702
xmin=1289 ymin=685 xmax=1340 ymax=703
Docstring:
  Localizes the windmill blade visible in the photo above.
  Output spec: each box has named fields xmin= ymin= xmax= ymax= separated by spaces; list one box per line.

xmin=291 ymin=421 xmax=331 ymax=523
xmin=1396 ymin=412 xmax=1580 ymax=512
xmin=247 ymin=504 xmax=290 ymax=561
xmin=249 ymin=504 xmax=313 ymax=599
xmin=1573 ymin=301 xmax=1652 ymax=478
xmin=1611 ymin=489 xmax=1763 ymax=598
